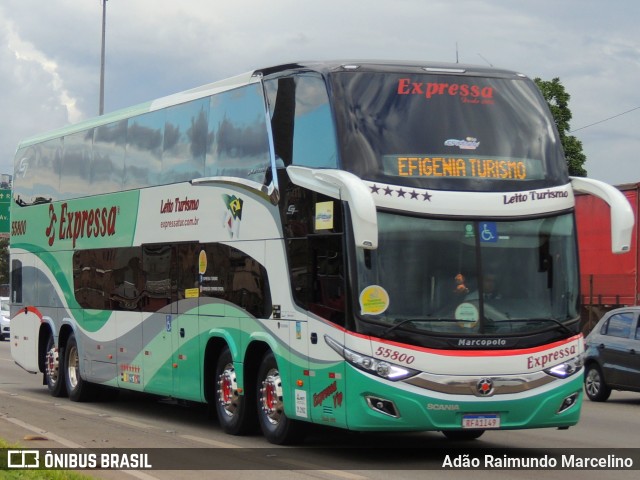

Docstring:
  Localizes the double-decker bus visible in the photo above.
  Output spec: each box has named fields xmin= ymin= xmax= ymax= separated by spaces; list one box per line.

xmin=9 ymin=61 xmax=634 ymax=444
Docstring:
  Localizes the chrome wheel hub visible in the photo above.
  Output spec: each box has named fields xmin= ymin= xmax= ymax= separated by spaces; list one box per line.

xmin=585 ymin=369 xmax=601 ymax=397
xmin=217 ymin=364 xmax=239 ymax=417
xmin=259 ymin=368 xmax=283 ymax=425
xmin=46 ymin=346 xmax=60 ymax=384
xmin=67 ymin=345 xmax=79 ymax=389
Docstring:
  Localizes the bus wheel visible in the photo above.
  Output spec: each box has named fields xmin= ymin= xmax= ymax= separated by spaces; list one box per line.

xmin=256 ymin=351 xmax=304 ymax=445
xmin=442 ymin=430 xmax=485 ymax=441
xmin=64 ymin=333 xmax=94 ymax=402
xmin=214 ymin=346 xmax=253 ymax=435
xmin=584 ymin=364 xmax=611 ymax=402
xmin=44 ymin=334 xmax=66 ymax=397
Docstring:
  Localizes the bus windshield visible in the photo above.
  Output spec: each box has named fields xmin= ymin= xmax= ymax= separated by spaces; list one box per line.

xmin=354 ymin=212 xmax=579 ymax=338
xmin=331 ymin=71 xmax=568 ymax=192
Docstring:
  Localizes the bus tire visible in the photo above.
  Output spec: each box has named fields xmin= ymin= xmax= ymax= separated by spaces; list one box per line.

xmin=584 ymin=364 xmax=611 ymax=402
xmin=442 ymin=430 xmax=485 ymax=441
xmin=214 ymin=346 xmax=254 ymax=435
xmin=64 ymin=333 xmax=95 ymax=402
xmin=44 ymin=333 xmax=66 ymax=397
xmin=256 ymin=351 xmax=305 ymax=445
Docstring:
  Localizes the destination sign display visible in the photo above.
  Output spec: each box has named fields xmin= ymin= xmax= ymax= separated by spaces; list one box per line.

xmin=382 ymin=155 xmax=545 ymax=181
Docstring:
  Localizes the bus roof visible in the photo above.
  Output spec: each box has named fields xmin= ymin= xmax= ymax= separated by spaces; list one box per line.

xmin=253 ymin=60 xmax=523 ymax=78
xmin=17 ymin=60 xmax=525 ymax=148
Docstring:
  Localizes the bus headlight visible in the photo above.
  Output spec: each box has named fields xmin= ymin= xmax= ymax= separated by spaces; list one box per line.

xmin=544 ymin=354 xmax=584 ymax=379
xmin=325 ymin=335 xmax=419 ymax=381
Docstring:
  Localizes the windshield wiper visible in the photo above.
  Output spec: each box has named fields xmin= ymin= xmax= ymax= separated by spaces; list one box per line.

xmin=380 ymin=317 xmax=573 ymax=338
xmin=381 ymin=319 xmax=420 ymax=337
xmin=525 ymin=318 xmax=573 ymax=334
xmin=499 ymin=318 xmax=573 ymax=334
xmin=381 ymin=317 xmax=457 ymax=338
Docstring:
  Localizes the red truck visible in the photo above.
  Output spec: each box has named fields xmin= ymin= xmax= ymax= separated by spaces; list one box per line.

xmin=575 ymin=182 xmax=640 ymax=333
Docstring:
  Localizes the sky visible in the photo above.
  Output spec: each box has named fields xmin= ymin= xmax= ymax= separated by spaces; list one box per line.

xmin=0 ymin=0 xmax=639 ymax=185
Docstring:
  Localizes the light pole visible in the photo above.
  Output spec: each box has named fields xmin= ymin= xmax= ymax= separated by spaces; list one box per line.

xmin=99 ymin=0 xmax=107 ymax=115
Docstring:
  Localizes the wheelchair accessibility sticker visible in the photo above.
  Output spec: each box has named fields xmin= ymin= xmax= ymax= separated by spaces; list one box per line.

xmin=480 ymin=222 xmax=498 ymax=242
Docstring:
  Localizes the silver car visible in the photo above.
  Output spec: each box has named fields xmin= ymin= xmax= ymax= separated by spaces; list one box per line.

xmin=584 ymin=306 xmax=640 ymax=401
xmin=0 ymin=297 xmax=9 ymax=341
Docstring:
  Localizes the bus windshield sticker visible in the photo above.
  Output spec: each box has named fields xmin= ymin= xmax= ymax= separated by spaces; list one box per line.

xmin=382 ymin=155 xmax=544 ymax=181
xmin=198 ymin=250 xmax=207 ymax=275
xmin=315 ymin=201 xmax=334 ymax=230
xmin=185 ymin=288 xmax=199 ymax=298
xmin=454 ymin=302 xmax=479 ymax=326
xmin=479 ymin=222 xmax=498 ymax=243
xmin=444 ymin=137 xmax=480 ymax=150
xmin=359 ymin=285 xmax=390 ymax=315
xmin=464 ymin=224 xmax=475 ymax=238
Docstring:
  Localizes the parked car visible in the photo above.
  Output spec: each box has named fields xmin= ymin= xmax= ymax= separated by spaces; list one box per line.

xmin=583 ymin=306 xmax=640 ymax=401
xmin=0 ymin=297 xmax=9 ymax=341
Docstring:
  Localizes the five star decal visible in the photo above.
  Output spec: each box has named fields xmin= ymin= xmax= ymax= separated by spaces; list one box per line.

xmin=369 ymin=184 xmax=432 ymax=201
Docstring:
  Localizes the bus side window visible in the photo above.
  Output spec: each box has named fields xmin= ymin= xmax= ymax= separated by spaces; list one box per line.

xmin=142 ymin=245 xmax=173 ymax=312
xmin=278 ymin=178 xmax=346 ymax=326
xmin=92 ymin=121 xmax=126 ymax=194
xmin=125 ymin=110 xmax=164 ymax=189
xmin=309 ymin=238 xmax=345 ymax=326
xmin=196 ymin=243 xmax=271 ymax=318
xmin=175 ymin=243 xmax=200 ymax=300
xmin=162 ymin=99 xmax=208 ymax=183
xmin=229 ymin=255 xmax=271 ymax=318
xmin=265 ymin=73 xmax=339 ymax=169
xmin=61 ymin=130 xmax=93 ymax=200
xmin=11 ymin=259 xmax=22 ymax=304
xmin=110 ymin=248 xmax=145 ymax=311
xmin=291 ymin=74 xmax=338 ymax=169
xmin=205 ymin=84 xmax=272 ymax=186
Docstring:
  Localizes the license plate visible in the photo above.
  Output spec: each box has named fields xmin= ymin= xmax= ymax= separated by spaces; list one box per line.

xmin=462 ymin=414 xmax=500 ymax=429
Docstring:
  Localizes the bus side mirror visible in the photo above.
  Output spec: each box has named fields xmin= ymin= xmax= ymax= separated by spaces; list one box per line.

xmin=571 ymin=176 xmax=635 ymax=254
xmin=287 ymin=166 xmax=378 ymax=250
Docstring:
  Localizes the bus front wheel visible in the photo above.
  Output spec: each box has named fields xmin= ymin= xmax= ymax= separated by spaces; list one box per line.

xmin=256 ymin=351 xmax=305 ymax=445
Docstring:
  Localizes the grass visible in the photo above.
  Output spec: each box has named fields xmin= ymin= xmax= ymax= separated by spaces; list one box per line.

xmin=0 ymin=438 xmax=95 ymax=480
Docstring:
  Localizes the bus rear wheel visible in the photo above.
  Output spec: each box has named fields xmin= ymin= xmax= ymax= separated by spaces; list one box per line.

xmin=45 ymin=333 xmax=66 ymax=397
xmin=256 ymin=351 xmax=304 ymax=445
xmin=65 ymin=333 xmax=95 ymax=402
xmin=214 ymin=346 xmax=254 ymax=435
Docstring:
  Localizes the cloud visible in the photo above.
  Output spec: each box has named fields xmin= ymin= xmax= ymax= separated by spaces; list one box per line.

xmin=6 ymin=22 xmax=81 ymax=123
xmin=0 ymin=15 xmax=76 ymax=174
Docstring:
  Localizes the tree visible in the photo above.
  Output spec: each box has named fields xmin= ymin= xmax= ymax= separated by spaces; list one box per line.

xmin=534 ymin=77 xmax=587 ymax=177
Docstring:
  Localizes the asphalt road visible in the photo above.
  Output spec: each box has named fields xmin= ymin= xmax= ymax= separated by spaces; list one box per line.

xmin=1 ymin=339 xmax=639 ymax=480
